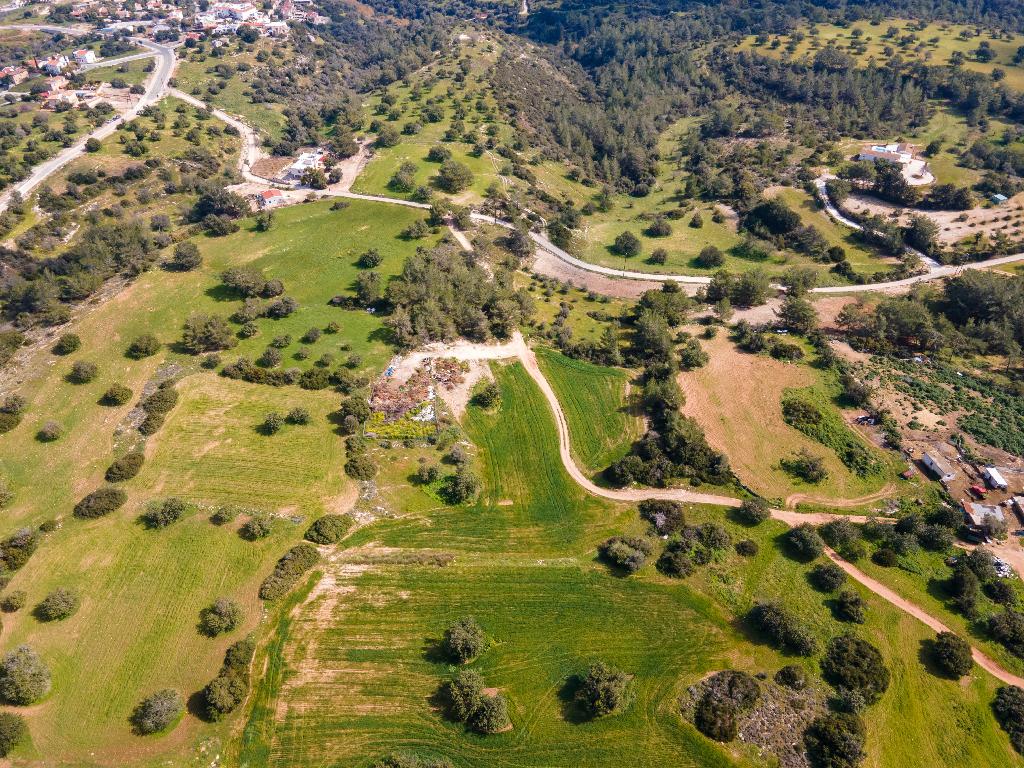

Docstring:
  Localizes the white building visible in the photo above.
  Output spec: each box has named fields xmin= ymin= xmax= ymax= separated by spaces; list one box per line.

xmin=259 ymin=189 xmax=285 ymax=208
xmin=37 ymin=54 xmax=70 ymax=75
xmin=73 ymin=48 xmax=97 ymax=64
xmin=983 ymin=466 xmax=1009 ymax=492
xmin=858 ymin=142 xmax=914 ymax=165
xmin=923 ymin=451 xmax=956 ymax=483
xmin=285 ymin=149 xmax=325 ymax=180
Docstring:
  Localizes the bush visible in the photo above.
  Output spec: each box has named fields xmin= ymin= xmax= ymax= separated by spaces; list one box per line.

xmin=735 ymin=539 xmax=759 ymax=556
xmin=575 ymin=661 xmax=629 ymax=718
xmin=0 ymin=528 xmax=39 ymax=572
xmin=105 ymin=452 xmax=144 ymax=482
xmin=835 ymin=590 xmax=866 ymax=624
xmin=126 ymin=334 xmax=160 ymax=359
xmin=657 ymin=542 xmax=695 ymax=578
xmin=141 ymin=386 xmax=178 ymax=416
xmin=74 ymin=486 xmax=127 ymax=518
xmin=775 ymin=664 xmax=807 ymax=690
xmin=931 ymin=631 xmax=973 ymax=679
xmin=810 ymin=562 xmax=847 ymax=592
xmin=210 ymin=506 xmax=240 ymax=525
xmin=261 ymin=412 xmax=284 ymax=435
xmin=468 ymin=692 xmax=510 ymax=734
xmin=639 ymin=499 xmax=685 ymax=534
xmin=871 ymin=548 xmax=897 ymax=567
xmin=735 ymin=498 xmax=770 ymax=526
xmin=345 ymin=453 xmax=378 ymax=480
xmin=35 ymin=587 xmax=80 ymax=622
xmin=131 ymin=689 xmax=182 ymax=734
xmin=747 ymin=601 xmax=818 ymax=656
xmin=286 ymin=407 xmax=311 ymax=425
xmin=994 ymin=685 xmax=1024 ymax=754
xmin=202 ymin=637 xmax=256 ymax=721
xmin=821 ymin=634 xmax=889 ymax=704
xmin=142 ymin=497 xmax=187 ymax=529
xmin=0 ymin=712 xmax=27 ymax=756
xmin=304 ymin=514 xmax=350 ymax=544
xmin=240 ymin=514 xmax=272 ymax=541
xmin=988 ymin=609 xmax=1024 ymax=658
xmin=0 ymin=645 xmax=51 ymax=704
xmin=472 ymin=382 xmax=501 ymax=408
xmin=442 ymin=617 xmax=485 ymax=663
xmin=53 ymin=333 xmax=81 ymax=355
xmin=357 ymin=249 xmax=384 ymax=268
xmin=171 ymin=241 xmax=202 ymax=271
xmin=696 ymin=245 xmax=725 ymax=269
xmin=67 ymin=361 xmax=98 ymax=384
xmin=199 ymin=598 xmax=243 ymax=637
xmin=693 ymin=670 xmax=760 ymax=742
xmin=785 ymin=524 xmax=825 ymax=562
xmin=36 ymin=421 xmax=63 ymax=442
xmin=258 ymin=543 xmax=320 ymax=600
xmin=599 ymin=536 xmax=653 ymax=574
xmin=613 ymin=231 xmax=641 ymax=257
xmin=100 ymin=384 xmax=133 ymax=406
xmin=0 ymin=591 xmax=25 ymax=613
xmin=804 ymin=712 xmax=866 ymax=768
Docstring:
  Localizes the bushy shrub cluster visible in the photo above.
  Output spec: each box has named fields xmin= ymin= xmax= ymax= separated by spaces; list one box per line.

xmin=694 ymin=670 xmax=760 ymax=742
xmin=201 ymin=636 xmax=255 ymax=721
xmin=747 ymin=601 xmax=818 ymax=656
xmin=0 ymin=528 xmax=40 ymax=573
xmin=131 ymin=688 xmax=182 ymax=734
xmin=35 ymin=587 xmax=80 ymax=622
xmin=105 ymin=452 xmax=144 ymax=482
xmin=304 ymin=514 xmax=350 ymax=545
xmin=442 ymin=617 xmax=485 ymax=663
xmin=657 ymin=522 xmax=731 ymax=578
xmin=446 ymin=669 xmax=510 ymax=734
xmin=258 ymin=544 xmax=320 ymax=600
xmin=138 ymin=381 xmax=179 ymax=436
xmin=599 ymin=536 xmax=653 ymax=574
xmin=199 ymin=598 xmax=243 ymax=637
xmin=74 ymin=486 xmax=127 ymax=519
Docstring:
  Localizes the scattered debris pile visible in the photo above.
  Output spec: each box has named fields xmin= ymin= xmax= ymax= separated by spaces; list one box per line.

xmin=370 ymin=366 xmax=433 ymax=422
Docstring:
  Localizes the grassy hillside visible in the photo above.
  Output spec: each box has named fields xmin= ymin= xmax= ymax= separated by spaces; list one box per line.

xmin=235 ymin=363 xmax=1019 ymax=768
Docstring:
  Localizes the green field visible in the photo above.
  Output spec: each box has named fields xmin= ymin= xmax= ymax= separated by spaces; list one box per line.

xmin=84 ymin=58 xmax=153 ymax=86
xmin=236 ymin=363 xmax=1020 ymax=768
xmin=535 ymin=346 xmax=641 ymax=474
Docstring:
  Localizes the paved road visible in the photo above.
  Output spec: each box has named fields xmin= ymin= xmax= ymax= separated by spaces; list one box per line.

xmin=79 ymin=49 xmax=157 ymax=72
xmin=0 ymin=36 xmax=175 ymax=213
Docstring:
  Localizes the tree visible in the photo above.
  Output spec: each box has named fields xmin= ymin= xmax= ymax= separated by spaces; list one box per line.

xmin=735 ymin=498 xmax=770 ymax=526
xmin=85 ymin=137 xmax=101 ymax=152
xmin=1 ymin=591 xmax=25 ymax=613
xmin=599 ymin=536 xmax=653 ymax=574
xmin=240 ymin=515 xmax=272 ymax=541
xmin=304 ymin=514 xmax=349 ymax=544
xmin=0 ymin=645 xmax=51 ymax=705
xmin=126 ymin=334 xmax=160 ymax=359
xmin=199 ymin=598 xmax=243 ymax=637
xmin=142 ymin=497 xmax=187 ymax=529
xmin=931 ymin=631 xmax=973 ymax=679
xmin=0 ymin=712 xmax=26 ymax=756
xmin=778 ymin=295 xmax=817 ymax=334
xmin=68 ymin=361 xmax=98 ymax=384
xmin=804 ymin=712 xmax=866 ymax=768
xmin=468 ymin=693 xmax=510 ymax=734
xmin=53 ymin=333 xmax=81 ymax=355
xmin=101 ymin=383 xmax=133 ymax=406
xmin=35 ymin=588 xmax=79 ymax=622
xmin=811 ymin=562 xmax=847 ymax=592
xmin=131 ymin=689 xmax=182 ymax=734
xmin=994 ymin=685 xmax=1024 ymax=753
xmin=171 ymin=242 xmax=202 ymax=271
xmin=74 ymin=486 xmax=127 ymax=518
xmin=905 ymin=214 xmax=940 ymax=256
xmin=613 ymin=231 xmax=641 ymax=257
xmin=694 ymin=670 xmax=760 ymax=742
xmin=442 ymin=617 xmax=485 ymax=663
xmin=181 ymin=314 xmax=234 ymax=354
xmin=821 ymin=634 xmax=890 ymax=704
xmin=785 ymin=524 xmax=825 ymax=561
xmin=575 ymin=661 xmax=629 ymax=718
xmin=447 ymin=669 xmax=484 ymax=722
xmin=783 ymin=449 xmax=828 ymax=484
xmin=836 ymin=590 xmax=866 ymax=623
xmin=301 ymin=167 xmax=328 ymax=189
xmin=436 ymin=160 xmax=474 ymax=193
xmin=639 ymin=499 xmax=685 ymax=534
xmin=376 ymin=124 xmax=400 ymax=147
xmin=472 ymin=381 xmax=501 ymax=408
xmin=696 ymin=245 xmax=724 ymax=269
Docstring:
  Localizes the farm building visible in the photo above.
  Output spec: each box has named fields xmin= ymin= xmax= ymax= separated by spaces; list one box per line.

xmin=858 ymin=142 xmax=914 ymax=164
xmin=991 ymin=193 xmax=1009 ymax=205
xmin=963 ymin=502 xmax=1007 ymax=540
xmin=284 ymin=149 xmax=325 ymax=180
xmin=258 ymin=189 xmax=285 ymax=208
xmin=983 ymin=466 xmax=1009 ymax=492
xmin=923 ymin=451 xmax=956 ymax=482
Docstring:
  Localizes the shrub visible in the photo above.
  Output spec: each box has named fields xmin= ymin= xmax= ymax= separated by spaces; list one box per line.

xmin=747 ymin=601 xmax=818 ymax=656
xmin=126 ymin=334 xmax=160 ymax=359
xmin=468 ymin=692 xmax=510 ymax=734
xmin=639 ymin=499 xmax=685 ymax=534
xmin=811 ymin=562 xmax=847 ymax=592
xmin=258 ymin=543 xmax=320 ymax=600
xmin=141 ymin=386 xmax=178 ymax=415
xmin=53 ymin=333 xmax=81 ymax=355
xmin=35 ymin=587 xmax=80 ymax=622
xmin=304 ymin=514 xmax=350 ymax=545
xmin=775 ymin=664 xmax=807 ymax=690
xmin=261 ymin=412 xmax=284 ymax=435
xmin=871 ymin=548 xmax=897 ymax=567
xmin=0 ymin=645 xmax=51 ymax=704
xmin=171 ymin=241 xmax=202 ymax=271
xmin=988 ymin=609 xmax=1024 ymax=658
xmin=819 ymin=519 xmax=863 ymax=560
xmin=105 ymin=452 xmax=144 ymax=482
xmin=821 ymin=634 xmax=889 ymax=704
xmin=202 ymin=637 xmax=255 ymax=721
xmin=442 ymin=617 xmax=485 ymax=663
xmin=0 ymin=528 xmax=39 ymax=572
xmin=36 ymin=421 xmax=63 ymax=442
xmin=735 ymin=539 xmax=759 ymax=556
xmin=74 ymin=486 xmax=127 ymax=518
xmin=345 ymin=453 xmax=378 ymax=480
xmin=696 ymin=245 xmax=725 ymax=269
xmin=131 ymin=689 xmax=182 ymax=734
xmin=693 ymin=670 xmax=760 ymax=742
xmin=139 ymin=412 xmax=165 ymax=435
xmin=657 ymin=543 xmax=695 ymax=578
xmin=100 ymin=384 xmax=133 ymax=406
xmin=357 ymin=249 xmax=384 ymax=268
xmin=447 ymin=668 xmax=484 ymax=722
xmin=835 ymin=590 xmax=866 ymax=624
xmin=575 ymin=661 xmax=629 ymax=718
xmin=210 ymin=506 xmax=240 ymax=525
xmin=67 ymin=361 xmax=98 ymax=384
xmin=735 ymin=498 xmax=770 ymax=526
xmin=599 ymin=536 xmax=653 ymax=574
xmin=613 ymin=231 xmax=641 ymax=257
xmin=785 ymin=524 xmax=825 ymax=562
xmin=199 ymin=598 xmax=243 ymax=637
xmin=472 ymin=382 xmax=501 ymax=408
xmin=142 ymin=497 xmax=187 ymax=529
xmin=0 ymin=711 xmax=27 ymax=755
xmin=994 ymin=685 xmax=1024 ymax=754
xmin=804 ymin=712 xmax=866 ymax=768
xmin=240 ymin=514 xmax=272 ymax=541
xmin=286 ymin=407 xmax=311 ymax=425
xmin=0 ymin=476 xmax=11 ymax=509
xmin=931 ymin=631 xmax=973 ymax=679
xmin=0 ymin=591 xmax=25 ymax=613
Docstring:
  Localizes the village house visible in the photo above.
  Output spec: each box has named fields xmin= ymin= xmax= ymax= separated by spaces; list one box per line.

xmin=258 ymin=189 xmax=285 ymax=208
xmin=922 ymin=451 xmax=956 ymax=483
xmin=1 ymin=65 xmax=29 ymax=85
xmin=962 ymin=501 xmax=1007 ymax=541
xmin=36 ymin=54 xmax=70 ymax=76
xmin=73 ymin=48 xmax=98 ymax=64
xmin=982 ymin=466 xmax=1009 ymax=492
xmin=284 ymin=149 xmax=325 ymax=180
xmin=857 ymin=142 xmax=915 ymax=165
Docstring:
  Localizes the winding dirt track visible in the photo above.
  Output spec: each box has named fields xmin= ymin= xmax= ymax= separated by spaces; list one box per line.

xmin=418 ymin=333 xmax=1024 ymax=688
